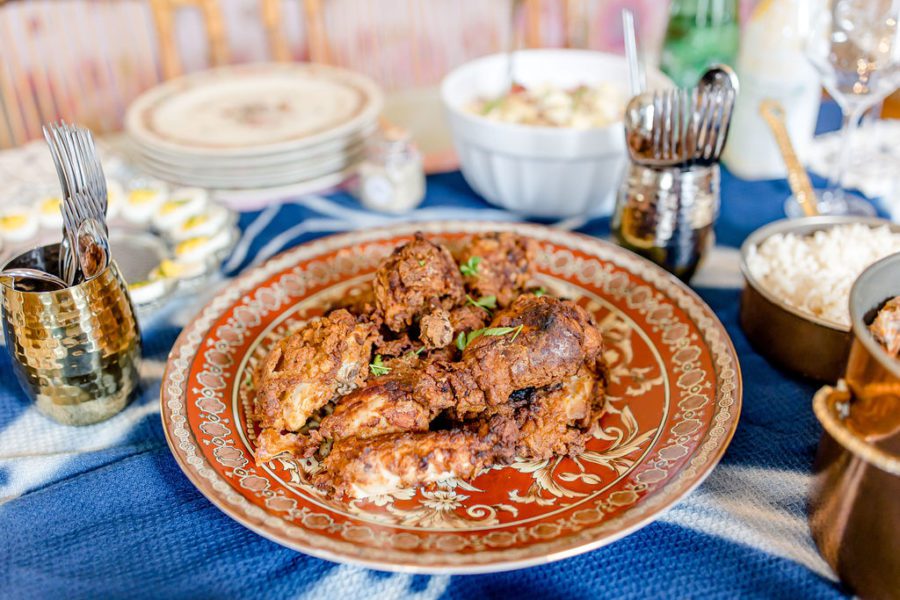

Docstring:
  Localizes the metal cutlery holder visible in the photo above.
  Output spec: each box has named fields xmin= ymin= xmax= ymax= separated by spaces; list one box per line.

xmin=1 ymin=244 xmax=142 ymax=425
xmin=611 ymin=162 xmax=720 ymax=281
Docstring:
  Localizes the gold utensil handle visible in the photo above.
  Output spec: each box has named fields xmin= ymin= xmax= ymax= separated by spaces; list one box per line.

xmin=759 ymin=99 xmax=818 ymax=218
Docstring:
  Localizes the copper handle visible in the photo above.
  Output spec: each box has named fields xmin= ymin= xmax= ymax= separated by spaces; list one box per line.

xmin=813 ymin=384 xmax=900 ymax=476
xmin=759 ymin=99 xmax=818 ymax=218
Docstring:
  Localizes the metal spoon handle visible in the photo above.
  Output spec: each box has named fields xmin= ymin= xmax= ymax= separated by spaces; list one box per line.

xmin=759 ymin=99 xmax=818 ymax=217
xmin=507 ymin=0 xmax=525 ymax=91
xmin=0 ymin=268 xmax=68 ymax=290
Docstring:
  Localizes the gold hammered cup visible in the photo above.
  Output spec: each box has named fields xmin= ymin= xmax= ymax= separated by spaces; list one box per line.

xmin=1 ymin=244 xmax=142 ymax=425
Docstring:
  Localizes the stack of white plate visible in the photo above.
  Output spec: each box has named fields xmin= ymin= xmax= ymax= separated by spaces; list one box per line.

xmin=125 ymin=63 xmax=383 ymax=190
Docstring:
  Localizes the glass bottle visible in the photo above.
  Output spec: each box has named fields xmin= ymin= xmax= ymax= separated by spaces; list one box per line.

xmin=660 ymin=0 xmax=741 ymax=88
xmin=722 ymin=0 xmax=822 ymax=180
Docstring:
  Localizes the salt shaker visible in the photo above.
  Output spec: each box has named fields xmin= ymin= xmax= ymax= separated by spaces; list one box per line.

xmin=356 ymin=127 xmax=426 ymax=214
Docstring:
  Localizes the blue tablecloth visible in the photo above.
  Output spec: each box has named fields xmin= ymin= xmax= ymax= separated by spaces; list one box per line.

xmin=0 ymin=104 xmax=865 ymax=598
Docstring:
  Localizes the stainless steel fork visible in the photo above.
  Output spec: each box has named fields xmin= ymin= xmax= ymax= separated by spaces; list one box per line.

xmin=648 ymin=88 xmax=690 ymax=167
xmin=42 ymin=121 xmax=111 ymax=284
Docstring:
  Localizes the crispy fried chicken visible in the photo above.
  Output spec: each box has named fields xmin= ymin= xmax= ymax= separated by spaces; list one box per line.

xmin=512 ymin=365 xmax=607 ymax=459
xmin=452 ymin=294 xmax=605 ymax=418
xmin=253 ymin=309 xmax=377 ymax=462
xmin=373 ymin=233 xmax=465 ymax=333
xmin=252 ymin=232 xmax=610 ymax=498
xmin=305 ymin=360 xmax=455 ymax=454
xmin=315 ymin=417 xmax=518 ymax=498
xmin=302 ymin=295 xmax=603 ymax=453
xmin=458 ymin=232 xmax=536 ymax=307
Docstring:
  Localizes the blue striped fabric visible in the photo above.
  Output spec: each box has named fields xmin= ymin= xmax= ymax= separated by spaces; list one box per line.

xmin=0 ymin=104 xmax=862 ymax=599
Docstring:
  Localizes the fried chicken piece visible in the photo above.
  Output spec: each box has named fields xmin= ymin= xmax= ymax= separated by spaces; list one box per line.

xmin=253 ymin=309 xmax=377 ymax=435
xmin=420 ymin=306 xmax=453 ymax=349
xmin=315 ymin=417 xmax=518 ymax=498
xmin=254 ymin=296 xmax=604 ymax=468
xmin=871 ymin=296 xmax=900 ymax=357
xmin=452 ymin=295 xmax=604 ymax=418
xmin=307 ymin=361 xmax=456 ymax=454
xmin=255 ymin=428 xmax=306 ymax=463
xmin=458 ymin=232 xmax=536 ymax=307
xmin=374 ymin=234 xmax=465 ymax=332
xmin=449 ymin=304 xmax=489 ymax=333
xmin=374 ymin=333 xmax=416 ymax=358
xmin=512 ymin=366 xmax=606 ymax=459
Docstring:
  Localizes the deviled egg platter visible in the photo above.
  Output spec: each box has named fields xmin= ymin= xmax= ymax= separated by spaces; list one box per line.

xmin=2 ymin=177 xmax=240 ymax=316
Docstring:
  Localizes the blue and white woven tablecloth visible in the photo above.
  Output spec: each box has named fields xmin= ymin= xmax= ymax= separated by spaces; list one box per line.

xmin=0 ymin=105 xmax=872 ymax=599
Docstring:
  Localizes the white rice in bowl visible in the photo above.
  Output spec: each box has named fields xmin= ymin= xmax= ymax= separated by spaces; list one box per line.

xmin=746 ymin=224 xmax=900 ymax=328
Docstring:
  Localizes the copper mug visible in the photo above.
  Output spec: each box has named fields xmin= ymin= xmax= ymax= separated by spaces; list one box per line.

xmin=808 ymin=253 xmax=900 ymax=600
xmin=1 ymin=243 xmax=142 ymax=425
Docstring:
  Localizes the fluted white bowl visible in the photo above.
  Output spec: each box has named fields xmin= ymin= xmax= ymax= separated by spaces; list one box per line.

xmin=441 ymin=49 xmax=671 ymax=218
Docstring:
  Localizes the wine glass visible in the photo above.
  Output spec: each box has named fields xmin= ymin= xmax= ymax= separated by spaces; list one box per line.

xmin=787 ymin=0 xmax=900 ymax=217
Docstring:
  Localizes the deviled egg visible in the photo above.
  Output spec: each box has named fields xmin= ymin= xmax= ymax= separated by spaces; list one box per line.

xmin=152 ymin=188 xmax=208 ymax=232
xmin=170 ymin=205 xmax=233 ymax=242
xmin=127 ymin=277 xmax=176 ymax=306
xmin=36 ymin=195 xmax=64 ymax=229
xmin=174 ymin=228 xmax=236 ymax=263
xmin=149 ymin=258 xmax=209 ymax=281
xmin=123 ymin=183 xmax=166 ymax=224
xmin=0 ymin=205 xmax=39 ymax=242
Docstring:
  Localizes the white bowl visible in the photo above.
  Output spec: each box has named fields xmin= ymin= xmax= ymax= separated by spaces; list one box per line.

xmin=441 ymin=49 xmax=671 ymax=218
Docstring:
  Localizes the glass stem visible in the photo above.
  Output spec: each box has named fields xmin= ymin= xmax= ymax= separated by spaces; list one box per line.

xmin=826 ymin=104 xmax=866 ymax=198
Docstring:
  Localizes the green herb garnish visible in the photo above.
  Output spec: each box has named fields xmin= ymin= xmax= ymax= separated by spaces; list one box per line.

xmin=456 ymin=331 xmax=467 ymax=351
xmin=417 ymin=259 xmax=426 ymax=266
xmin=466 ymin=294 xmax=497 ymax=311
xmin=459 ymin=256 xmax=482 ymax=277
xmin=480 ymin=97 xmax=504 ymax=115
xmin=405 ymin=347 xmax=426 ymax=359
xmin=458 ymin=324 xmax=524 ymax=349
xmin=534 ymin=287 xmax=547 ymax=297
xmin=369 ymin=355 xmax=391 ymax=376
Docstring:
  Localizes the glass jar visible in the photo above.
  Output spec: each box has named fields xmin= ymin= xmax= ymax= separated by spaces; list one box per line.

xmin=611 ymin=163 xmax=720 ymax=282
xmin=356 ymin=130 xmax=426 ymax=214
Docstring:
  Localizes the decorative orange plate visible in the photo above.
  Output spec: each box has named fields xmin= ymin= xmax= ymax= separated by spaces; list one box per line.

xmin=160 ymin=222 xmax=742 ymax=573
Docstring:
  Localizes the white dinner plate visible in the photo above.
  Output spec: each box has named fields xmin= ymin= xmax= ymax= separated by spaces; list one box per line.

xmin=126 ymin=63 xmax=383 ymax=158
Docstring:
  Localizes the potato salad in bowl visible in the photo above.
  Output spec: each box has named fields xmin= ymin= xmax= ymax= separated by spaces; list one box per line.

xmin=469 ymin=82 xmax=626 ymax=129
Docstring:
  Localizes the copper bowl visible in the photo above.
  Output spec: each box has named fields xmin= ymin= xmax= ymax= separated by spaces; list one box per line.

xmin=739 ymin=216 xmax=900 ymax=382
xmin=808 ymin=252 xmax=900 ymax=600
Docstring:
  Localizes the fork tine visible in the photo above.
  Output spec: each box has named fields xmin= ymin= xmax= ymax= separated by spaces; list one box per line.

xmin=43 ymin=126 xmax=70 ymax=201
xmin=669 ymin=89 xmax=681 ymax=160
xmin=86 ymin=134 xmax=108 ymax=216
xmin=76 ymin=128 xmax=108 ymax=222
xmin=73 ymin=131 xmax=100 ymax=220
xmin=657 ymin=91 xmax=665 ymax=160
xmin=651 ymin=92 xmax=662 ymax=160
xmin=663 ymin=91 xmax=671 ymax=160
